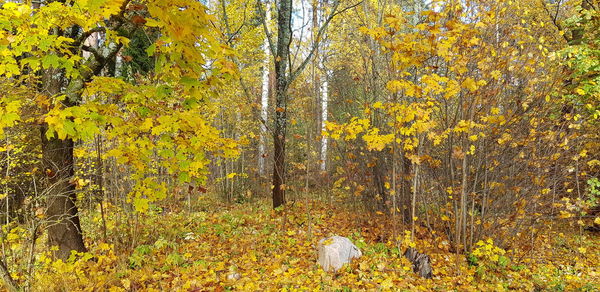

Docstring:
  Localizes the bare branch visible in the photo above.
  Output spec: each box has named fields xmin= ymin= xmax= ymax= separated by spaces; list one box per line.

xmin=289 ymin=0 xmax=362 ymax=83
xmin=256 ymin=0 xmax=276 ymax=56
xmin=73 ymin=27 xmax=106 ymax=48
xmin=0 ymin=257 xmax=19 ymax=292
xmin=81 ymin=45 xmax=102 ymax=60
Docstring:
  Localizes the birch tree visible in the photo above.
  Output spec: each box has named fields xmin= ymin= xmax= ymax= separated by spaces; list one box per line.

xmin=320 ymin=70 xmax=329 ymax=171
xmin=258 ymin=0 xmax=271 ymax=176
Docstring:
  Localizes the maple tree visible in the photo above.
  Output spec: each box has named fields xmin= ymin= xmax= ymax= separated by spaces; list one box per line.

xmin=0 ymin=0 xmax=599 ymax=291
xmin=0 ymin=0 xmax=237 ymax=261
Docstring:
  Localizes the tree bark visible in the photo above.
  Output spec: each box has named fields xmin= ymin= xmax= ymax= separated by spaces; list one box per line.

xmin=41 ymin=125 xmax=87 ymax=260
xmin=271 ymin=0 xmax=292 ymax=208
xmin=320 ymin=73 xmax=328 ymax=171
xmin=38 ymin=64 xmax=87 ymax=260
xmin=259 ymin=0 xmax=271 ymax=177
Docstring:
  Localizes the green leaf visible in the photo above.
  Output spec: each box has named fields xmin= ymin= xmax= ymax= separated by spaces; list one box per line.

xmin=178 ymin=171 xmax=190 ymax=183
xmin=133 ymin=197 xmax=150 ymax=213
xmin=42 ymin=54 xmax=60 ymax=69
xmin=62 ymin=119 xmax=77 ymax=137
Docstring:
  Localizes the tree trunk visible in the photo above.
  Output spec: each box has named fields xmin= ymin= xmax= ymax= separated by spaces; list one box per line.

xmin=269 ymin=0 xmax=338 ymax=208
xmin=41 ymin=126 xmax=87 ymax=260
xmin=271 ymin=0 xmax=292 ymax=208
xmin=259 ymin=0 xmax=271 ymax=177
xmin=320 ymin=73 xmax=328 ymax=171
xmin=39 ymin=64 xmax=87 ymax=260
xmin=272 ymin=122 xmax=286 ymax=208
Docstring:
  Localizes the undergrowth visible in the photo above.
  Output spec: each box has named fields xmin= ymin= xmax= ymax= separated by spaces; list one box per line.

xmin=4 ymin=196 xmax=600 ymax=291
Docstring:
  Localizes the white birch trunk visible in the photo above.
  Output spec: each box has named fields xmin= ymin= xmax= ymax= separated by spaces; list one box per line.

xmin=115 ymin=54 xmax=123 ymax=77
xmin=320 ymin=72 xmax=328 ymax=171
xmin=258 ymin=1 xmax=271 ymax=176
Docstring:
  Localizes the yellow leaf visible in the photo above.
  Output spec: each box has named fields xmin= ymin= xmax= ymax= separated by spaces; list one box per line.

xmin=468 ymin=145 xmax=475 ymax=155
xmin=121 ymin=279 xmax=131 ymax=290
xmin=99 ymin=243 xmax=111 ymax=251
xmin=559 ymin=211 xmax=572 ymax=219
xmin=588 ymin=160 xmax=600 ymax=167
xmin=491 ymin=70 xmax=501 ymax=80
xmin=140 ymin=118 xmax=153 ymax=131
xmin=462 ymin=77 xmax=478 ymax=92
xmin=380 ymin=278 xmax=393 ymax=289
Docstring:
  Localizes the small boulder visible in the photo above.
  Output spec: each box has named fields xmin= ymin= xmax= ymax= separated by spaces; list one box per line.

xmin=317 ymin=236 xmax=362 ymax=272
xmin=226 ymin=272 xmax=241 ymax=281
xmin=404 ymin=247 xmax=433 ymax=278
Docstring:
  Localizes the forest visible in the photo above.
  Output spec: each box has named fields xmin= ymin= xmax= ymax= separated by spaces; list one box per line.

xmin=0 ymin=0 xmax=599 ymax=290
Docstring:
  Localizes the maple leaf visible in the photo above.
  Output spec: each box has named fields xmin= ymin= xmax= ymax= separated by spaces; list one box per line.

xmin=461 ymin=77 xmax=478 ymax=92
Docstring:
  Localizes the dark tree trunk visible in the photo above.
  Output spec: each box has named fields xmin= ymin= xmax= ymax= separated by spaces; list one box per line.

xmin=271 ymin=0 xmax=292 ymax=209
xmin=401 ymin=155 xmax=412 ymax=223
xmin=268 ymin=0 xmax=338 ymax=208
xmin=41 ymin=125 xmax=87 ymax=260
xmin=272 ymin=122 xmax=286 ymax=208
xmin=372 ymin=156 xmax=388 ymax=210
xmin=38 ymin=65 xmax=87 ymax=260
xmin=32 ymin=1 xmax=125 ymax=260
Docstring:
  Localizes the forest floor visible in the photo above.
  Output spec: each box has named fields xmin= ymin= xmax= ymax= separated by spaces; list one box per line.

xmin=28 ymin=196 xmax=600 ymax=291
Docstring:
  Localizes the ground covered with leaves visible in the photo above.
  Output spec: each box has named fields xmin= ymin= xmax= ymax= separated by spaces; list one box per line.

xmin=22 ymin=197 xmax=600 ymax=291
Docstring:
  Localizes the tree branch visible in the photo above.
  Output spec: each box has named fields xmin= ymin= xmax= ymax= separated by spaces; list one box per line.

xmin=81 ymin=45 xmax=102 ymax=60
xmin=289 ymin=0 xmax=362 ymax=83
xmin=73 ymin=0 xmax=131 ymax=49
xmin=256 ymin=0 xmax=276 ymax=56
xmin=73 ymin=27 xmax=106 ymax=48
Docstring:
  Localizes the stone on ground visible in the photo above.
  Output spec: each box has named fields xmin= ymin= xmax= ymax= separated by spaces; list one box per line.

xmin=317 ymin=236 xmax=362 ymax=272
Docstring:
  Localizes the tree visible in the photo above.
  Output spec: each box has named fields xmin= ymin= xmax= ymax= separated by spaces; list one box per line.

xmin=259 ymin=0 xmax=356 ymax=208
xmin=259 ymin=0 xmax=271 ymax=177
xmin=324 ymin=0 xmax=579 ymax=250
xmin=0 ymin=0 xmax=235 ymax=259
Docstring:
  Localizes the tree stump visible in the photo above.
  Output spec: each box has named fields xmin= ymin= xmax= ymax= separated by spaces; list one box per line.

xmin=404 ymin=247 xmax=433 ymax=278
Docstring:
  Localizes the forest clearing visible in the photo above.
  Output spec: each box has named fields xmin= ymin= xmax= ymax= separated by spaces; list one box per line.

xmin=0 ymin=0 xmax=599 ymax=291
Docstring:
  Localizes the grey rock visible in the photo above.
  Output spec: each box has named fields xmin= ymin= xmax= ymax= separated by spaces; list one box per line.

xmin=317 ymin=236 xmax=362 ymax=272
xmin=226 ymin=272 xmax=241 ymax=281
